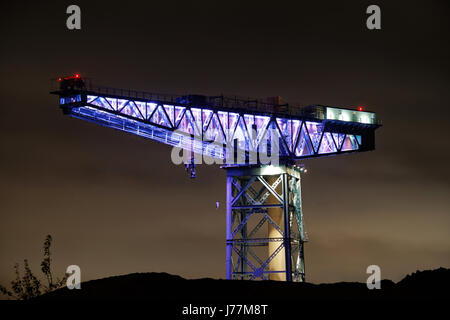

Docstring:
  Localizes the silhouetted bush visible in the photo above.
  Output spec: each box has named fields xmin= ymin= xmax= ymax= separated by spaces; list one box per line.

xmin=0 ymin=235 xmax=67 ymax=300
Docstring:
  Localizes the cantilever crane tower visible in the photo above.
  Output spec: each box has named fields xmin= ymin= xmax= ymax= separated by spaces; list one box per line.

xmin=51 ymin=75 xmax=381 ymax=282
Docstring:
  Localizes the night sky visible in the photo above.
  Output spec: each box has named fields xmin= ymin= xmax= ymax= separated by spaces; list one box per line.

xmin=1 ymin=0 xmax=449 ymax=289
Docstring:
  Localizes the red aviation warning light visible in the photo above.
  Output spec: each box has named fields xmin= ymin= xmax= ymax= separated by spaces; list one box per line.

xmin=56 ymin=73 xmax=85 ymax=93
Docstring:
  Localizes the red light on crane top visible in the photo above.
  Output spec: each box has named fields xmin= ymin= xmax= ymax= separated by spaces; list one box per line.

xmin=357 ymin=106 xmax=364 ymax=111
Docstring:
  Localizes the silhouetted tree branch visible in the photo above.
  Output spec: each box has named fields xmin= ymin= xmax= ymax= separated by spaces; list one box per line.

xmin=0 ymin=235 xmax=67 ymax=300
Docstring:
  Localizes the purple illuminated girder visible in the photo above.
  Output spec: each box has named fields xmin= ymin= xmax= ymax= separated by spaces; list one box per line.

xmin=67 ymin=95 xmax=362 ymax=161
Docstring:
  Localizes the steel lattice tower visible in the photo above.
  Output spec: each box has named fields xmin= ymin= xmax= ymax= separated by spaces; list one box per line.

xmin=225 ymin=165 xmax=306 ymax=281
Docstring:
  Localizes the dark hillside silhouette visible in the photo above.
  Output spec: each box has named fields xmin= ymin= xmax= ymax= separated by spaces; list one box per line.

xmin=36 ymin=268 xmax=449 ymax=301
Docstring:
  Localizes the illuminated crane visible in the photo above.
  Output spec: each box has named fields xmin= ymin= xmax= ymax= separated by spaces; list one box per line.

xmin=51 ymin=75 xmax=381 ymax=282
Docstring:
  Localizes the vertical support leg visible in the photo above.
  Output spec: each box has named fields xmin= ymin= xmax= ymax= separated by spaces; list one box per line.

xmin=226 ymin=176 xmax=233 ymax=280
xmin=282 ymin=173 xmax=292 ymax=282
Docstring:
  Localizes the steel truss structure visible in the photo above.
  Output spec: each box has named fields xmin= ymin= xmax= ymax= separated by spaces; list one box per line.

xmin=57 ymin=92 xmax=378 ymax=163
xmin=226 ymin=165 xmax=306 ymax=282
xmin=52 ymin=76 xmax=381 ymax=282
